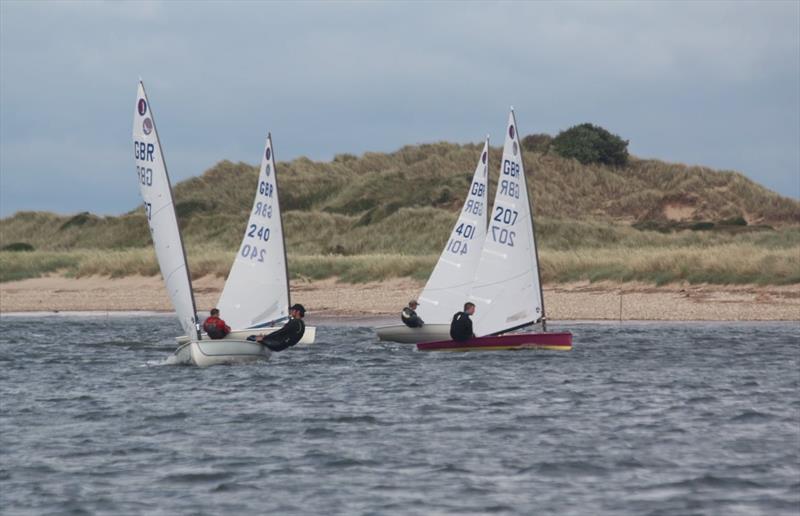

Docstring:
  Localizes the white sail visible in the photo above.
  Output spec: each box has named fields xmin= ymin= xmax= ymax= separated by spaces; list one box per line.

xmin=217 ymin=134 xmax=290 ymax=329
xmin=469 ymin=110 xmax=544 ymax=336
xmin=417 ymin=139 xmax=490 ymax=324
xmin=132 ymin=81 xmax=200 ymax=340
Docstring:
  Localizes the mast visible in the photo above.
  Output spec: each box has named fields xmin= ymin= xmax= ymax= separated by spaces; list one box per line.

xmin=511 ymin=108 xmax=547 ymax=331
xmin=270 ymin=133 xmax=292 ymax=313
xmin=139 ymin=81 xmax=201 ymax=340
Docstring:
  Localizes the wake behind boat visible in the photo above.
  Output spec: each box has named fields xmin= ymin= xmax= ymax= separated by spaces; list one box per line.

xmin=417 ymin=109 xmax=572 ymax=352
xmin=175 ymin=133 xmax=315 ymax=346
xmin=376 ymin=138 xmax=490 ymax=343
xmin=133 ymin=80 xmax=269 ymax=367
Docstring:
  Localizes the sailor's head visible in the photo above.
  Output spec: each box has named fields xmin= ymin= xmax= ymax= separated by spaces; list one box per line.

xmin=290 ymin=304 xmax=306 ymax=318
xmin=210 ymin=308 xmax=220 ymax=317
xmin=408 ymin=300 xmax=418 ymax=309
xmin=463 ymin=302 xmax=476 ymax=316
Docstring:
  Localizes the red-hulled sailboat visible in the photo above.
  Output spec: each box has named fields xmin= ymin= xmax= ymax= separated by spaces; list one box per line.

xmin=417 ymin=109 xmax=572 ymax=352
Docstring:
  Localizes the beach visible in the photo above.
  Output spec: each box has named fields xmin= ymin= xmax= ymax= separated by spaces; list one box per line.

xmin=1 ymin=275 xmax=797 ymax=321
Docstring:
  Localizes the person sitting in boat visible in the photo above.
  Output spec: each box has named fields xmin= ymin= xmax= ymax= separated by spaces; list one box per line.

xmin=450 ymin=302 xmax=476 ymax=342
xmin=250 ymin=304 xmax=306 ymax=352
xmin=401 ymin=300 xmax=424 ymax=328
xmin=203 ymin=308 xmax=231 ymax=339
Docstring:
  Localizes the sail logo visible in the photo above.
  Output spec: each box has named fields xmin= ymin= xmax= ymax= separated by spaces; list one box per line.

xmin=512 ymin=141 xmax=518 ymax=156
xmin=481 ymin=151 xmax=487 ymax=164
xmin=265 ymin=147 xmax=271 ymax=160
xmin=138 ymin=99 xmax=147 ymax=116
xmin=142 ymin=118 xmax=153 ymax=135
xmin=509 ymin=124 xmax=515 ymax=139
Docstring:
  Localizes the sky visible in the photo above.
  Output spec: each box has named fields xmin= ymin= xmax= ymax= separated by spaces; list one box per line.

xmin=1 ymin=0 xmax=798 ymax=217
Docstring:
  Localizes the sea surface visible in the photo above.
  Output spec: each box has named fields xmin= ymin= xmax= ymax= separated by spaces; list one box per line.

xmin=0 ymin=315 xmax=798 ymax=515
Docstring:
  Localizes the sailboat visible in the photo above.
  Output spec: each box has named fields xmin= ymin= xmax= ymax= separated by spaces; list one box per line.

xmin=417 ymin=109 xmax=572 ymax=352
xmin=174 ymin=134 xmax=316 ymax=346
xmin=375 ymin=138 xmax=490 ymax=343
xmin=133 ymin=80 xmax=270 ymax=367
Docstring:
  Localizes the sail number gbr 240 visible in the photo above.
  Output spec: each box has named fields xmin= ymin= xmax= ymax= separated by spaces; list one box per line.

xmin=241 ymin=224 xmax=271 ymax=262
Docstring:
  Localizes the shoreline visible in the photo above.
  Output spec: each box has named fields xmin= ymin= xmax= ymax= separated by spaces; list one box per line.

xmin=1 ymin=275 xmax=798 ymax=321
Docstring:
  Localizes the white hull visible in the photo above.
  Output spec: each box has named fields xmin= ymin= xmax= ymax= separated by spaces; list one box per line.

xmin=175 ymin=326 xmax=317 ymax=346
xmin=173 ymin=339 xmax=271 ymax=368
xmin=375 ymin=324 xmax=451 ymax=344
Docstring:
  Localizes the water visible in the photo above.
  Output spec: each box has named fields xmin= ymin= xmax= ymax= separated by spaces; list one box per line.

xmin=0 ymin=315 xmax=798 ymax=515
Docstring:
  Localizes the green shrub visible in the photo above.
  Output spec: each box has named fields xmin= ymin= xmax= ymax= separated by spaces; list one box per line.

xmin=521 ymin=133 xmax=552 ymax=153
xmin=720 ymin=216 xmax=748 ymax=226
xmin=551 ymin=123 xmax=629 ymax=166
xmin=1 ymin=242 xmax=34 ymax=252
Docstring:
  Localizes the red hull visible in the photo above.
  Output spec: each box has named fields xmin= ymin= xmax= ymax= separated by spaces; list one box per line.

xmin=416 ymin=332 xmax=573 ymax=352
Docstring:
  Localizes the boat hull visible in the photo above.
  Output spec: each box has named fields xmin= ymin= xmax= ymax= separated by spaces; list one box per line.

xmin=375 ymin=324 xmax=451 ymax=344
xmin=173 ymin=339 xmax=271 ymax=367
xmin=417 ymin=332 xmax=573 ymax=352
xmin=175 ymin=326 xmax=316 ymax=346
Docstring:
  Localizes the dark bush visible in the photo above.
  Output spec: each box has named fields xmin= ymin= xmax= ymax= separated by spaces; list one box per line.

xmin=551 ymin=123 xmax=629 ymax=167
xmin=59 ymin=212 xmax=96 ymax=230
xmin=521 ymin=133 xmax=553 ymax=153
xmin=2 ymin=242 xmax=35 ymax=252
xmin=689 ymin=222 xmax=715 ymax=231
xmin=720 ymin=216 xmax=748 ymax=226
xmin=175 ymin=199 xmax=214 ymax=218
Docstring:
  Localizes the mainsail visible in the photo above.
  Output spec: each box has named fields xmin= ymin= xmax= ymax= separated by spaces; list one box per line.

xmin=417 ymin=139 xmax=490 ymax=323
xmin=469 ymin=110 xmax=545 ymax=336
xmin=217 ymin=134 xmax=290 ymax=329
xmin=132 ymin=81 xmax=200 ymax=340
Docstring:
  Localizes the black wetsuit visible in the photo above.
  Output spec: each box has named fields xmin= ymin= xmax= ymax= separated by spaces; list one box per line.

xmin=401 ymin=307 xmax=424 ymax=328
xmin=259 ymin=318 xmax=306 ymax=352
xmin=450 ymin=311 xmax=474 ymax=342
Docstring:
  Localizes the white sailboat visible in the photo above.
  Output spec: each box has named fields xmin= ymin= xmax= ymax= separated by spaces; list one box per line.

xmin=418 ymin=109 xmax=572 ymax=352
xmin=376 ymin=138 xmax=490 ymax=343
xmin=133 ymin=80 xmax=270 ymax=367
xmin=175 ymin=134 xmax=316 ymax=346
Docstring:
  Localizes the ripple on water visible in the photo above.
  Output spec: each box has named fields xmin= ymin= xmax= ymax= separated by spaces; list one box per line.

xmin=0 ymin=317 xmax=798 ymax=515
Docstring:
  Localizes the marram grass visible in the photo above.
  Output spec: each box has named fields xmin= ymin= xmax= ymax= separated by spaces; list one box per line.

xmin=2 ymin=241 xmax=797 ymax=286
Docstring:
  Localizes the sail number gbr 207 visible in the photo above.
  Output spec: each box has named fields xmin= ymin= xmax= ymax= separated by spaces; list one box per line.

xmin=490 ymin=160 xmax=523 ymax=247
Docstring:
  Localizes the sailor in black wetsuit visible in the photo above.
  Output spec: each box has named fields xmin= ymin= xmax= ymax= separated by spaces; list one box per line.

xmin=251 ymin=304 xmax=306 ymax=352
xmin=450 ymin=302 xmax=476 ymax=342
xmin=401 ymin=300 xmax=424 ymax=328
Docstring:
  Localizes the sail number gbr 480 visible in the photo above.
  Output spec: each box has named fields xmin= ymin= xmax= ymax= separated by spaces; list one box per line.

xmin=134 ymin=141 xmax=155 ymax=220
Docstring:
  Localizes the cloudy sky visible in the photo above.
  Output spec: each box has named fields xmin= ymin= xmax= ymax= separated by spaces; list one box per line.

xmin=1 ymin=0 xmax=798 ymax=217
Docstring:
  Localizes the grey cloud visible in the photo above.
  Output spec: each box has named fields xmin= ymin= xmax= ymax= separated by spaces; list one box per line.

xmin=1 ymin=0 xmax=797 ymax=216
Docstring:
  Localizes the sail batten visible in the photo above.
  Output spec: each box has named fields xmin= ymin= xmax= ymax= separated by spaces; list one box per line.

xmin=132 ymin=82 xmax=200 ymax=339
xmin=416 ymin=139 xmax=490 ymax=324
xmin=469 ymin=110 xmax=544 ymax=337
xmin=217 ymin=134 xmax=290 ymax=329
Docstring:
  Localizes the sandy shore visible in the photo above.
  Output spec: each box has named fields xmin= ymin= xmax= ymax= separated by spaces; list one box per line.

xmin=1 ymin=275 xmax=798 ymax=321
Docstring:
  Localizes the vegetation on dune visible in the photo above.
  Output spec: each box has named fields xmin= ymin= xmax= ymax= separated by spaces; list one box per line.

xmin=2 ymin=231 xmax=797 ymax=286
xmin=551 ymin=123 xmax=630 ymax=167
xmin=0 ymin=139 xmax=798 ymax=286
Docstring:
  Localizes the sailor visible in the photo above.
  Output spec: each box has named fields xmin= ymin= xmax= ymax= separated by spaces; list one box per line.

xmin=203 ymin=308 xmax=231 ymax=339
xmin=250 ymin=304 xmax=306 ymax=352
xmin=450 ymin=302 xmax=476 ymax=342
xmin=401 ymin=300 xmax=424 ymax=328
